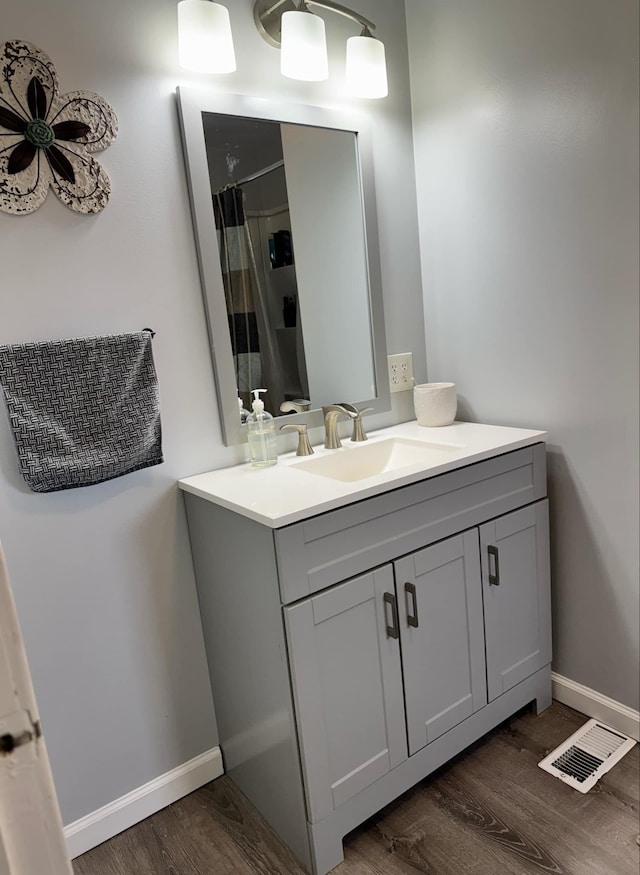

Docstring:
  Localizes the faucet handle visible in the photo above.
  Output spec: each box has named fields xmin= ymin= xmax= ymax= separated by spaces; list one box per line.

xmin=350 ymin=407 xmax=374 ymax=442
xmin=280 ymin=423 xmax=314 ymax=456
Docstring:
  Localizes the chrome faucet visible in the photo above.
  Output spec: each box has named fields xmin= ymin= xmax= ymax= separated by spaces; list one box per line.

xmin=279 ymin=398 xmax=311 ymax=414
xmin=345 ymin=404 xmax=373 ymax=443
xmin=336 ymin=403 xmax=374 ymax=443
xmin=322 ymin=404 xmax=356 ymax=449
xmin=280 ymin=422 xmax=314 ymax=456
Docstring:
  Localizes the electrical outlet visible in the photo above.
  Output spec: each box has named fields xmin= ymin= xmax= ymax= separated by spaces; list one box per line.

xmin=388 ymin=353 xmax=414 ymax=393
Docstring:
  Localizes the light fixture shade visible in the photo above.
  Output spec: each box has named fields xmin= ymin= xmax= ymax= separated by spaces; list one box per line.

xmin=280 ymin=10 xmax=328 ymax=82
xmin=345 ymin=34 xmax=388 ymax=98
xmin=178 ymin=0 xmax=237 ymax=74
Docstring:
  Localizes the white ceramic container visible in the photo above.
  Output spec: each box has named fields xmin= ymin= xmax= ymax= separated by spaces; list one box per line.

xmin=414 ymin=382 xmax=457 ymax=427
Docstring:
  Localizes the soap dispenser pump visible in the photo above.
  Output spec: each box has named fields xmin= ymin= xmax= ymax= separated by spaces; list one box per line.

xmin=247 ymin=389 xmax=277 ymax=468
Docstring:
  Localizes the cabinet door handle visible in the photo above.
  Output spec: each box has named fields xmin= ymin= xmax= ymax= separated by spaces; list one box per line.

xmin=488 ymin=545 xmax=500 ymax=586
xmin=383 ymin=592 xmax=399 ymax=639
xmin=404 ymin=582 xmax=419 ymax=627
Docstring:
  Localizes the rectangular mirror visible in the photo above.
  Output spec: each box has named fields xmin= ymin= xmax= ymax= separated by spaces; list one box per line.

xmin=177 ymin=88 xmax=389 ymax=445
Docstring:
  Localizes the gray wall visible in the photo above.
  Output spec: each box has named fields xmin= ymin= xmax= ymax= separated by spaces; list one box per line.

xmin=406 ymin=0 xmax=639 ymax=709
xmin=0 ymin=0 xmax=424 ymax=824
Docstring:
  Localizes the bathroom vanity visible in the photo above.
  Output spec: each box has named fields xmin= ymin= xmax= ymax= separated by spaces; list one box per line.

xmin=179 ymin=421 xmax=552 ymax=875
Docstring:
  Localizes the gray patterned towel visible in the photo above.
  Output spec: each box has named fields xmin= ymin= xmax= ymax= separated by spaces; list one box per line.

xmin=0 ymin=330 xmax=163 ymax=492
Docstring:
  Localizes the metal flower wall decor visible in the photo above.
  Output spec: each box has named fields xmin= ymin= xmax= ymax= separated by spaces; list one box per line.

xmin=0 ymin=40 xmax=118 ymax=214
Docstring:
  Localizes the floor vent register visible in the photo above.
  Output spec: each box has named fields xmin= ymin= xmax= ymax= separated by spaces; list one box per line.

xmin=538 ymin=718 xmax=637 ymax=793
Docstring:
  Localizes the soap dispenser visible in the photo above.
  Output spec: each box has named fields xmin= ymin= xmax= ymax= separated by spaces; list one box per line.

xmin=247 ymin=389 xmax=277 ymax=468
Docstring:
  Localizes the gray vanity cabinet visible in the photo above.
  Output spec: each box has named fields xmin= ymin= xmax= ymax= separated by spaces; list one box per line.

xmin=284 ymin=566 xmax=408 ymax=823
xmin=285 ymin=504 xmax=551 ymax=813
xmin=480 ymin=502 xmax=552 ymax=701
xmin=396 ymin=529 xmax=487 ymax=755
xmin=182 ymin=443 xmax=552 ymax=875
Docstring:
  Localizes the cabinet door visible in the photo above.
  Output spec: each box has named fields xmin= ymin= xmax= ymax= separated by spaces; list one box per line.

xmin=395 ymin=530 xmax=487 ymax=756
xmin=284 ymin=566 xmax=407 ymax=823
xmin=480 ymin=500 xmax=552 ymax=701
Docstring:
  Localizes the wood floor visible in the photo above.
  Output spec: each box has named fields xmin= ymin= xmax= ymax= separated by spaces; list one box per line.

xmin=74 ymin=703 xmax=639 ymax=875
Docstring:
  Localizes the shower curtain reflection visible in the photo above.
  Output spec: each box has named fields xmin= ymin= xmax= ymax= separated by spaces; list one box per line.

xmin=213 ymin=185 xmax=282 ymax=415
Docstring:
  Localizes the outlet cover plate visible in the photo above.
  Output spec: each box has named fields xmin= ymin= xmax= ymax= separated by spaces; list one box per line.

xmin=388 ymin=353 xmax=414 ymax=393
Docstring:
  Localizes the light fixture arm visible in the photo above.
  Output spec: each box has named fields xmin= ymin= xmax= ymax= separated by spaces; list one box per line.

xmin=306 ymin=0 xmax=376 ymax=34
xmin=254 ymin=0 xmax=376 ymax=48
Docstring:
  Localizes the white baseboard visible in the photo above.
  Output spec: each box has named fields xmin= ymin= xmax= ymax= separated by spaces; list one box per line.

xmin=63 ymin=679 xmax=638 ymax=860
xmin=552 ymin=673 xmax=640 ymax=741
xmin=64 ymin=746 xmax=224 ymax=860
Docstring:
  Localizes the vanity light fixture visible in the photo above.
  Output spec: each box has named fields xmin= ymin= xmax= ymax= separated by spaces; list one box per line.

xmin=177 ymin=0 xmax=237 ymax=74
xmin=254 ymin=0 xmax=388 ymax=98
xmin=280 ymin=2 xmax=329 ymax=81
xmin=344 ymin=27 xmax=387 ymax=98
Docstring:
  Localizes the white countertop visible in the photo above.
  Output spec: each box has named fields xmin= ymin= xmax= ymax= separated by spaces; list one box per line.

xmin=178 ymin=421 xmax=546 ymax=528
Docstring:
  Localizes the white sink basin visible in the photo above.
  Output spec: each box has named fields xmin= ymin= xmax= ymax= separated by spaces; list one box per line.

xmin=292 ymin=437 xmax=466 ymax=483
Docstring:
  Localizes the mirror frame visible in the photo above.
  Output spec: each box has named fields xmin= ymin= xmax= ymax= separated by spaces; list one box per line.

xmin=176 ymin=87 xmax=390 ymax=445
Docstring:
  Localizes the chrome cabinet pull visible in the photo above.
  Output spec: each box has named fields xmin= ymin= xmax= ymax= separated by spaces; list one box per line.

xmin=404 ymin=582 xmax=419 ymax=627
xmin=488 ymin=545 xmax=500 ymax=586
xmin=383 ymin=592 xmax=399 ymax=639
